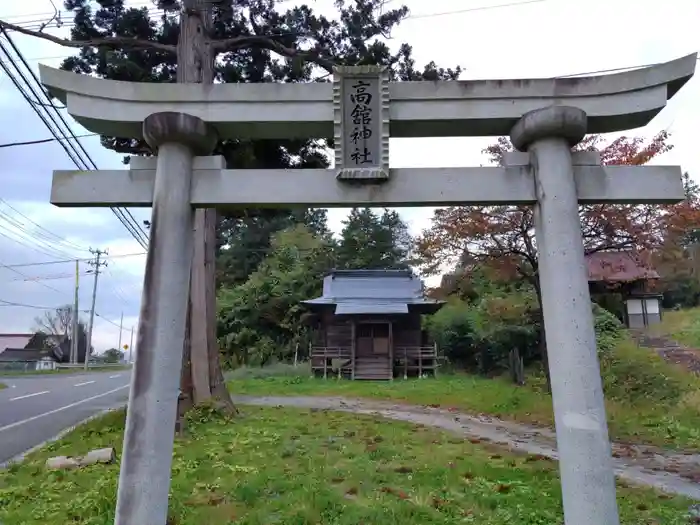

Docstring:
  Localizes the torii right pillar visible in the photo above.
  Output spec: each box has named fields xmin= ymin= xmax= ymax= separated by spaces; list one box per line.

xmin=511 ymin=106 xmax=619 ymax=525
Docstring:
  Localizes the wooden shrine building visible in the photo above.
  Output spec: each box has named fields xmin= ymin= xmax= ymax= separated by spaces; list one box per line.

xmin=302 ymin=269 xmax=445 ymax=380
xmin=586 ymin=250 xmax=663 ymax=328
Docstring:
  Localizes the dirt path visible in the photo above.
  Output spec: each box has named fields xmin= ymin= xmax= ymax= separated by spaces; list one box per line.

xmin=232 ymin=395 xmax=700 ymax=500
xmin=631 ymin=330 xmax=700 ymax=374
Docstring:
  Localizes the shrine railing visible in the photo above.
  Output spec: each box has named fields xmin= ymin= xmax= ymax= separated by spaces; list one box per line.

xmin=310 ymin=346 xmax=352 ymax=379
xmin=394 ymin=345 xmax=439 ymax=379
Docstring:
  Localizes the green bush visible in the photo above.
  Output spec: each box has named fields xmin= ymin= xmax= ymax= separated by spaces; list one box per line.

xmin=593 ymin=303 xmax=624 ymax=354
xmin=470 ymin=291 xmax=539 ymax=374
xmin=661 ymin=275 xmax=700 ymax=309
xmin=424 ymin=299 xmax=476 ymax=368
xmin=425 ymin=290 xmax=540 ymax=375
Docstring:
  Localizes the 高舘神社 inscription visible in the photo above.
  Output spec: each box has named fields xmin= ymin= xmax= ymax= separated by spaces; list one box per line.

xmin=333 ymin=65 xmax=389 ymax=181
xmin=348 ymin=79 xmax=375 ymax=164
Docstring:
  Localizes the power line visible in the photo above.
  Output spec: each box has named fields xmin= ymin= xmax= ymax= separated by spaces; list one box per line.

xmin=0 ymin=133 xmax=97 ymax=148
xmin=0 ymin=205 xmax=92 ymax=260
xmin=95 ymin=311 xmax=130 ymax=331
xmin=0 ymin=259 xmax=64 ymax=294
xmin=0 ymin=30 xmax=150 ymax=249
xmin=8 ymin=271 xmax=91 ymax=282
xmin=104 ymin=267 xmax=133 ymax=306
xmin=0 ymin=198 xmax=90 ymax=252
xmin=0 ymin=218 xmax=80 ymax=260
xmin=0 ymin=251 xmax=147 ymax=269
xmin=0 ymin=298 xmax=61 ymax=309
xmin=0 ymin=34 xmax=144 ymax=251
xmin=0 ymin=299 xmax=133 ymax=330
xmin=9 ymin=0 xmax=550 ymax=32
xmin=407 ymin=0 xmax=548 ymax=20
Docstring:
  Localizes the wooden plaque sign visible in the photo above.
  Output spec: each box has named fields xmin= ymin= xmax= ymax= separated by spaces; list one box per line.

xmin=333 ymin=65 xmax=390 ymax=181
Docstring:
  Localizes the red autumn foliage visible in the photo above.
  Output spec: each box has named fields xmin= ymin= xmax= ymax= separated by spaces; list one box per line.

xmin=417 ymin=131 xmax=700 ymax=289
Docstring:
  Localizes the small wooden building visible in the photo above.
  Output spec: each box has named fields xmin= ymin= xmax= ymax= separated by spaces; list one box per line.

xmin=586 ymin=250 xmax=662 ymax=328
xmin=302 ymin=269 xmax=444 ymax=380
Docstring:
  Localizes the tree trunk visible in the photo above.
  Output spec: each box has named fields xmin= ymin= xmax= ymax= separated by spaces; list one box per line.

xmin=204 ymin=208 xmax=236 ymax=411
xmin=175 ymin=0 xmax=237 ymax=431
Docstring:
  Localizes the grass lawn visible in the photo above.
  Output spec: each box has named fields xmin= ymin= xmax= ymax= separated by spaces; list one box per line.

xmin=0 ymin=405 xmax=694 ymax=525
xmin=0 ymin=382 xmax=5 ymax=390
xmin=227 ymin=341 xmax=700 ymax=451
xmin=650 ymin=307 xmax=700 ymax=348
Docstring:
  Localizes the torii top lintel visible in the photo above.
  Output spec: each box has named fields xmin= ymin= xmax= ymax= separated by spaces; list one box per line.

xmin=39 ymin=53 xmax=696 ymax=141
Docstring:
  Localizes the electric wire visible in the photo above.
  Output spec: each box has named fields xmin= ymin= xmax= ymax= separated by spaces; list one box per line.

xmin=0 ymin=206 xmax=88 ymax=259
xmin=0 ymin=200 xmax=90 ymax=253
xmin=0 ymin=252 xmax=147 ymax=269
xmin=0 ymin=298 xmax=132 ymax=332
xmin=8 ymin=0 xmax=551 ymax=32
xmin=0 ymin=220 xmax=81 ymax=260
xmin=0 ymin=31 xmax=150 ymax=249
xmin=0 ymin=259 xmax=64 ymax=294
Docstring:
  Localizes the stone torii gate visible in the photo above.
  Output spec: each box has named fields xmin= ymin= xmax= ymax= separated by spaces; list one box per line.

xmin=40 ymin=53 xmax=696 ymax=525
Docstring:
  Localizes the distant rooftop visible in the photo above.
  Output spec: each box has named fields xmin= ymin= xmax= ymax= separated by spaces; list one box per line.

xmin=0 ymin=334 xmax=34 ymax=353
xmin=586 ymin=251 xmax=659 ymax=283
xmin=303 ymin=269 xmax=443 ymax=315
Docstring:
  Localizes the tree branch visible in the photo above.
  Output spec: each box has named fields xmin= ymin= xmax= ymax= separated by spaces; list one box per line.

xmin=0 ymin=19 xmax=176 ymax=54
xmin=212 ymin=34 xmax=336 ymax=74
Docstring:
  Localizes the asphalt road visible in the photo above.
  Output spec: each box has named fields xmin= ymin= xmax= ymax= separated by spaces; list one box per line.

xmin=0 ymin=370 xmax=131 ymax=464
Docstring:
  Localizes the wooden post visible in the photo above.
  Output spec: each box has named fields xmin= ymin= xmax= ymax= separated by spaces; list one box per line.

xmin=403 ymin=347 xmax=408 ymax=380
xmin=418 ymin=345 xmax=423 ymax=378
xmin=388 ymin=321 xmax=393 ymax=381
xmin=323 ymin=347 xmax=327 ymax=380
xmin=351 ymin=320 xmax=356 ymax=380
xmin=433 ymin=341 xmax=438 ymax=378
xmin=309 ymin=342 xmax=313 ymax=377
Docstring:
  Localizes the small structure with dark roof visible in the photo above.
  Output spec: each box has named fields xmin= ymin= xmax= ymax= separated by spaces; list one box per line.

xmin=303 ymin=269 xmax=444 ymax=380
xmin=0 ymin=333 xmax=63 ymax=371
xmin=586 ymin=250 xmax=663 ymax=328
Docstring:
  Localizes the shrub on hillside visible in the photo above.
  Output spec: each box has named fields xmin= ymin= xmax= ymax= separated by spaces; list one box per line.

xmin=600 ymin=339 xmax=686 ymax=404
xmin=592 ymin=304 xmax=687 ymax=404
xmin=593 ymin=303 xmax=624 ymax=354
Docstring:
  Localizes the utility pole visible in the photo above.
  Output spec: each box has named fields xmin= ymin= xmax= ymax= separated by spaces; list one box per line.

xmin=71 ymin=259 xmax=79 ymax=363
xmin=85 ymin=248 xmax=107 ymax=370
xmin=129 ymin=326 xmax=134 ymax=363
xmin=117 ymin=311 xmax=124 ymax=351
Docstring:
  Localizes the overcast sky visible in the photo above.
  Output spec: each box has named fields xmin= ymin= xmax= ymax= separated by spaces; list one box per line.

xmin=0 ymin=0 xmax=698 ymax=353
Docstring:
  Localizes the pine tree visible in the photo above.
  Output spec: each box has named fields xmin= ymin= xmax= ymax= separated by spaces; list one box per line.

xmin=0 ymin=0 xmax=459 ymax=420
xmin=336 ymin=207 xmax=412 ymax=269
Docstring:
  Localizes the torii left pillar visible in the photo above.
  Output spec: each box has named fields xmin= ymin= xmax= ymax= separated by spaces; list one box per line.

xmin=115 ymin=112 xmax=218 ymax=525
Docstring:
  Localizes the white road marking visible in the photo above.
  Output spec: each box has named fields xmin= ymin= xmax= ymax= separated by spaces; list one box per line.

xmin=109 ymin=374 xmax=120 ymax=379
xmin=9 ymin=391 xmax=49 ymax=401
xmin=74 ymin=381 xmax=95 ymax=387
xmin=0 ymin=384 xmax=130 ymax=433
